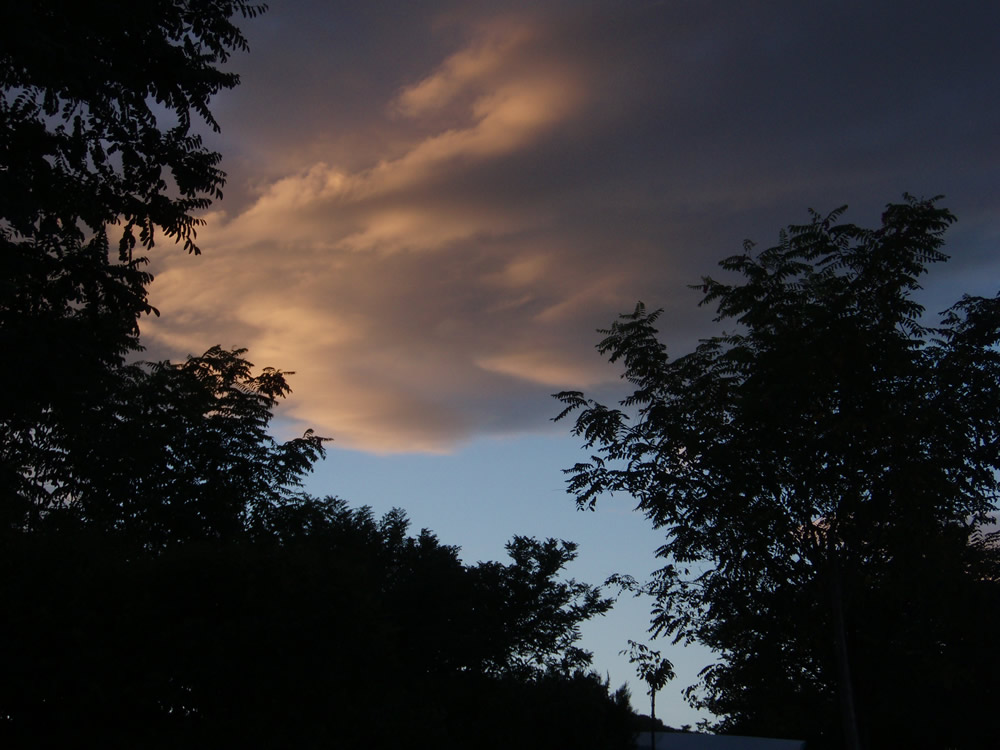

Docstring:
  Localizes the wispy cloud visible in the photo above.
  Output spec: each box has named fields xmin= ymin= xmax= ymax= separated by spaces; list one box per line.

xmin=143 ymin=15 xmax=628 ymax=453
xmin=142 ymin=1 xmax=1000 ymax=453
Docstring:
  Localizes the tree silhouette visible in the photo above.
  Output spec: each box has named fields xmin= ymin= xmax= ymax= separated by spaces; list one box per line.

xmin=622 ymin=640 xmax=674 ymax=750
xmin=1 ymin=1 xmax=267 ymax=520
xmin=12 ymin=346 xmax=326 ymax=542
xmin=556 ymin=196 xmax=1000 ymax=748
xmin=1 ymin=498 xmax=635 ymax=748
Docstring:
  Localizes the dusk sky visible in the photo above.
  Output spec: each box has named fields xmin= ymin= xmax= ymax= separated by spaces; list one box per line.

xmin=139 ymin=0 xmax=1000 ymax=727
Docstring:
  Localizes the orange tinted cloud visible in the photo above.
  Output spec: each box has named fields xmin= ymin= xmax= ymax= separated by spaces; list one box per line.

xmin=393 ymin=21 xmax=536 ymax=118
xmin=140 ymin=1 xmax=1000 ymax=454
xmin=141 ymin=16 xmax=633 ymax=453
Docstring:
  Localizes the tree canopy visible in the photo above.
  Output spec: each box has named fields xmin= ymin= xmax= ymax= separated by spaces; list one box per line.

xmin=2 ymin=498 xmax=634 ymax=748
xmin=1 ymin=1 xmax=268 ymax=517
xmin=1 ymin=339 xmax=632 ymax=745
xmin=5 ymin=345 xmax=327 ymax=541
xmin=556 ymin=195 xmax=1000 ymax=748
xmin=1 ymin=0 xmax=266 ymax=252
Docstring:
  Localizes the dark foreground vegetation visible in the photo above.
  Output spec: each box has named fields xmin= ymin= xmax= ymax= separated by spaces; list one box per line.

xmin=557 ymin=198 xmax=1000 ymax=748
xmin=3 ymin=496 xmax=635 ymax=747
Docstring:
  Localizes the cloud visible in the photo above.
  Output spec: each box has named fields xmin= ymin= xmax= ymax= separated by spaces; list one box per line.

xmin=392 ymin=20 xmax=537 ymax=119
xmin=142 ymin=16 xmax=631 ymax=453
xmin=475 ymin=350 xmax=610 ymax=388
xmin=141 ymin=1 xmax=1000 ymax=454
xmin=193 ymin=20 xmax=587 ymax=257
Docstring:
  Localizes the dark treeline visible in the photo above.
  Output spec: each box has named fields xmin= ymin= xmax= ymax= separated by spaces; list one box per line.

xmin=3 ymin=495 xmax=634 ymax=747
xmin=2 ymin=341 xmax=633 ymax=748
xmin=0 ymin=3 xmax=636 ymax=747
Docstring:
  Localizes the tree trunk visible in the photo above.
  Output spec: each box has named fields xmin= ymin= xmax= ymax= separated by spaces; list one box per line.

xmin=650 ymin=688 xmax=656 ymax=750
xmin=830 ymin=559 xmax=863 ymax=750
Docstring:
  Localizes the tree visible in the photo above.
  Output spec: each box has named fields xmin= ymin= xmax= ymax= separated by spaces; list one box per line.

xmin=3 ymin=344 xmax=326 ymax=540
xmin=622 ymin=640 xmax=674 ymax=750
xmin=555 ymin=196 xmax=1000 ymax=748
xmin=1 ymin=496 xmax=635 ymax=748
xmin=24 ymin=346 xmax=325 ymax=543
xmin=469 ymin=536 xmax=615 ymax=679
xmin=1 ymin=1 xmax=267 ymax=519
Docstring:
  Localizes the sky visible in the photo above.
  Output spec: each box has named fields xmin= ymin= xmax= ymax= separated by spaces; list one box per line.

xmin=138 ymin=0 xmax=1000 ymax=729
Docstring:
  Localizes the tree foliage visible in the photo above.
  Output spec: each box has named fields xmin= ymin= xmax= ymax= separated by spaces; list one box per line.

xmin=1 ymin=340 xmax=630 ymax=745
xmin=556 ymin=196 xmax=1000 ymax=748
xmin=623 ymin=640 xmax=675 ymax=697
xmin=4 ymin=345 xmax=326 ymax=542
xmin=2 ymin=498 xmax=632 ymax=748
xmin=471 ymin=536 xmax=615 ymax=679
xmin=1 ymin=1 xmax=267 ymax=512
xmin=1 ymin=0 xmax=266 ymax=251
